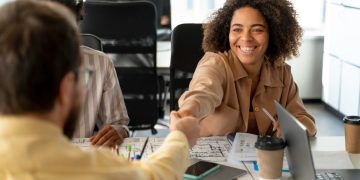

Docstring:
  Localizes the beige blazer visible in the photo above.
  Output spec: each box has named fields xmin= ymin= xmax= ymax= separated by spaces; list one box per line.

xmin=179 ymin=51 xmax=316 ymax=136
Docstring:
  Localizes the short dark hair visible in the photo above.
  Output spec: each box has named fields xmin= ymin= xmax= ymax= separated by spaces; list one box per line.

xmin=202 ymin=0 xmax=303 ymax=64
xmin=50 ymin=0 xmax=84 ymax=21
xmin=0 ymin=0 xmax=81 ymax=114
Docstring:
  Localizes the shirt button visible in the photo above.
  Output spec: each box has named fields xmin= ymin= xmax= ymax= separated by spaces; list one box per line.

xmin=254 ymin=107 xmax=260 ymax=112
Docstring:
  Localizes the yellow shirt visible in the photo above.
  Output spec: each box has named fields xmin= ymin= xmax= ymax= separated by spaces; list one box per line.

xmin=0 ymin=116 xmax=189 ymax=180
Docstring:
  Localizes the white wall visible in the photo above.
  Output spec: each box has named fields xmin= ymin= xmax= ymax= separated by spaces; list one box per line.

xmin=322 ymin=0 xmax=360 ymax=115
xmin=287 ymin=34 xmax=324 ymax=99
xmin=171 ymin=0 xmax=325 ymax=30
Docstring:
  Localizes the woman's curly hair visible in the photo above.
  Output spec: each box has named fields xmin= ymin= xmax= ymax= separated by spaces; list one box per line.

xmin=202 ymin=0 xmax=303 ymax=64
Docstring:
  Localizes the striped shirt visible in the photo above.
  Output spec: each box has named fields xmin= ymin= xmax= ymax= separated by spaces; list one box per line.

xmin=73 ymin=46 xmax=129 ymax=138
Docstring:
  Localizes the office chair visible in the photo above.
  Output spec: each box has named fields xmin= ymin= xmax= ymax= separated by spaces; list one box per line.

xmin=81 ymin=33 xmax=103 ymax=51
xmin=169 ymin=23 xmax=204 ymax=111
xmin=80 ymin=1 xmax=160 ymax=135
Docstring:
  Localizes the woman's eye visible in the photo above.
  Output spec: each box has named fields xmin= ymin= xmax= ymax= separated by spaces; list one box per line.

xmin=252 ymin=28 xmax=264 ymax=32
xmin=232 ymin=28 xmax=241 ymax=32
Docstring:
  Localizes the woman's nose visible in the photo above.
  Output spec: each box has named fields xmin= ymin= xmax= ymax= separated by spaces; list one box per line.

xmin=240 ymin=31 xmax=253 ymax=41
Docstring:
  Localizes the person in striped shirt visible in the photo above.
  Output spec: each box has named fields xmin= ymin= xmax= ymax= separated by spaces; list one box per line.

xmin=54 ymin=0 xmax=130 ymax=148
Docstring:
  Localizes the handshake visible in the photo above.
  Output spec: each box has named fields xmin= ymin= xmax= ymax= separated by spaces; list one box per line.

xmin=169 ymin=111 xmax=200 ymax=148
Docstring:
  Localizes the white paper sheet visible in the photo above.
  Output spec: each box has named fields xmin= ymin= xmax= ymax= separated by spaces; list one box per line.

xmin=119 ymin=136 xmax=232 ymax=162
xmin=72 ymin=138 xmax=91 ymax=150
xmin=227 ymin=133 xmax=258 ymax=163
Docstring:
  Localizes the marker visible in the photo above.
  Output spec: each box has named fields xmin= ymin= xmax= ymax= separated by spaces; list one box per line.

xmin=127 ymin=144 xmax=132 ymax=160
xmin=135 ymin=154 xmax=141 ymax=160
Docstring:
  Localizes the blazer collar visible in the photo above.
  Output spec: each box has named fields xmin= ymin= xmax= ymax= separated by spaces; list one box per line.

xmin=228 ymin=50 xmax=283 ymax=88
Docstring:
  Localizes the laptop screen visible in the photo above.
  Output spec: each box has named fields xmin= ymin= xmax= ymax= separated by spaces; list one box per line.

xmin=275 ymin=101 xmax=317 ymax=180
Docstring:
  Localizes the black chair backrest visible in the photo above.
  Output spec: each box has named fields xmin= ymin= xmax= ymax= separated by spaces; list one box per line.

xmin=80 ymin=1 xmax=159 ymax=133
xmin=81 ymin=33 xmax=103 ymax=51
xmin=170 ymin=23 xmax=204 ymax=111
xmin=80 ymin=1 xmax=157 ymax=55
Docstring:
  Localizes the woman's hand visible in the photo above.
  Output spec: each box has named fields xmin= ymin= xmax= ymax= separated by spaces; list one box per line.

xmin=272 ymin=120 xmax=282 ymax=138
xmin=170 ymin=111 xmax=200 ymax=147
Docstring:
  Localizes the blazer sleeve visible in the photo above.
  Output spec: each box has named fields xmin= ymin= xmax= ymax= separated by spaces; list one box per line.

xmin=281 ymin=65 xmax=317 ymax=136
xmin=178 ymin=52 xmax=227 ymax=119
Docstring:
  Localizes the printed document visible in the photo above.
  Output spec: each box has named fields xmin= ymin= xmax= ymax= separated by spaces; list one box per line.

xmin=227 ymin=133 xmax=258 ymax=163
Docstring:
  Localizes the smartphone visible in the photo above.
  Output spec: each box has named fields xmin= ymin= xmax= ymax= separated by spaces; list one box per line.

xmin=183 ymin=161 xmax=221 ymax=180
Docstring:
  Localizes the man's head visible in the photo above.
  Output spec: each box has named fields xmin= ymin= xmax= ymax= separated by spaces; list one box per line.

xmin=50 ymin=0 xmax=84 ymax=21
xmin=0 ymin=0 xmax=82 ymax=138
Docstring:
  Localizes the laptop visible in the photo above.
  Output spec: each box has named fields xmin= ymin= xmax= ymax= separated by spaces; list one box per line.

xmin=275 ymin=101 xmax=360 ymax=180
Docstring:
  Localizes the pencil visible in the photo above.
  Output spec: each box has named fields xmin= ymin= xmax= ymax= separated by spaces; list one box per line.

xmin=139 ymin=137 xmax=149 ymax=160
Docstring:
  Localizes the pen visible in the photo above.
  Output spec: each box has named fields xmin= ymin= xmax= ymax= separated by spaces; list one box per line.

xmin=139 ymin=137 xmax=149 ymax=160
xmin=261 ymin=107 xmax=278 ymax=136
xmin=261 ymin=107 xmax=276 ymax=123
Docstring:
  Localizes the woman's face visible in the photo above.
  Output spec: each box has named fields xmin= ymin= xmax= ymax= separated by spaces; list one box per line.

xmin=229 ymin=7 xmax=269 ymax=66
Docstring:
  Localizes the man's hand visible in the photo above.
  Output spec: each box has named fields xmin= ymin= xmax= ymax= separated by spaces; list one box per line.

xmin=90 ymin=125 xmax=125 ymax=148
xmin=170 ymin=111 xmax=200 ymax=147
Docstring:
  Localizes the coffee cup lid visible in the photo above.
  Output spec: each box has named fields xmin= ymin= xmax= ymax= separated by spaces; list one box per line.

xmin=255 ymin=135 xmax=286 ymax=150
xmin=343 ymin=116 xmax=360 ymax=125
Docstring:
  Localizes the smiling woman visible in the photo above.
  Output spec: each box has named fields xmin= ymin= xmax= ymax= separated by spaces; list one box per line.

xmin=228 ymin=7 xmax=269 ymax=69
xmin=170 ymin=0 xmax=317 ymax=138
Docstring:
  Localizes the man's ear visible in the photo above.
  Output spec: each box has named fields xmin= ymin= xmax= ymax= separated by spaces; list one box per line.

xmin=58 ymin=72 xmax=76 ymax=109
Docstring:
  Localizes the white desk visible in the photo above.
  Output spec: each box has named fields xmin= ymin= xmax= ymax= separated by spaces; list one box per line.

xmin=157 ymin=41 xmax=171 ymax=69
xmin=310 ymin=136 xmax=360 ymax=168
xmin=235 ymin=136 xmax=360 ymax=180
xmin=74 ymin=136 xmax=359 ymax=179
xmin=187 ymin=136 xmax=360 ymax=180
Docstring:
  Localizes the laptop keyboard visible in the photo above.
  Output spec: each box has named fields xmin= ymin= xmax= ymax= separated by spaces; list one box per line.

xmin=316 ymin=172 xmax=343 ymax=180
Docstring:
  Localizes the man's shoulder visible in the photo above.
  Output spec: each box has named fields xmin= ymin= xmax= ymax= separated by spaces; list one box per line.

xmin=81 ymin=46 xmax=111 ymax=61
xmin=80 ymin=46 xmax=115 ymax=69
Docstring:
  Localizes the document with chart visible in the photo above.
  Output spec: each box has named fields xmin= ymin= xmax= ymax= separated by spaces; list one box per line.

xmin=119 ymin=136 xmax=232 ymax=162
xmin=227 ymin=133 xmax=258 ymax=163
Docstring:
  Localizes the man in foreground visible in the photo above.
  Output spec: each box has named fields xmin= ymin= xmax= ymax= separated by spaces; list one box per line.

xmin=0 ymin=1 xmax=199 ymax=179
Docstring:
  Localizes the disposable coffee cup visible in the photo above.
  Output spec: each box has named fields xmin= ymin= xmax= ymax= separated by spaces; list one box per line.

xmin=255 ymin=136 xmax=286 ymax=180
xmin=343 ymin=116 xmax=360 ymax=153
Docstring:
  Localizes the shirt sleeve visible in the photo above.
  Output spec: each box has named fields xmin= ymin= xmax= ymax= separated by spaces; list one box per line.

xmin=86 ymin=131 xmax=189 ymax=180
xmin=97 ymin=56 xmax=130 ymax=137
xmin=178 ymin=52 xmax=227 ymax=119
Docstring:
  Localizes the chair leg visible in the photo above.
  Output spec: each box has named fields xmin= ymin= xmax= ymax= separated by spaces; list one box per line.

xmin=157 ymin=119 xmax=169 ymax=128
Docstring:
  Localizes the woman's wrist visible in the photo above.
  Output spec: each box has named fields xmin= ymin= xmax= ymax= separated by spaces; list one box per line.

xmin=177 ymin=109 xmax=195 ymax=118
